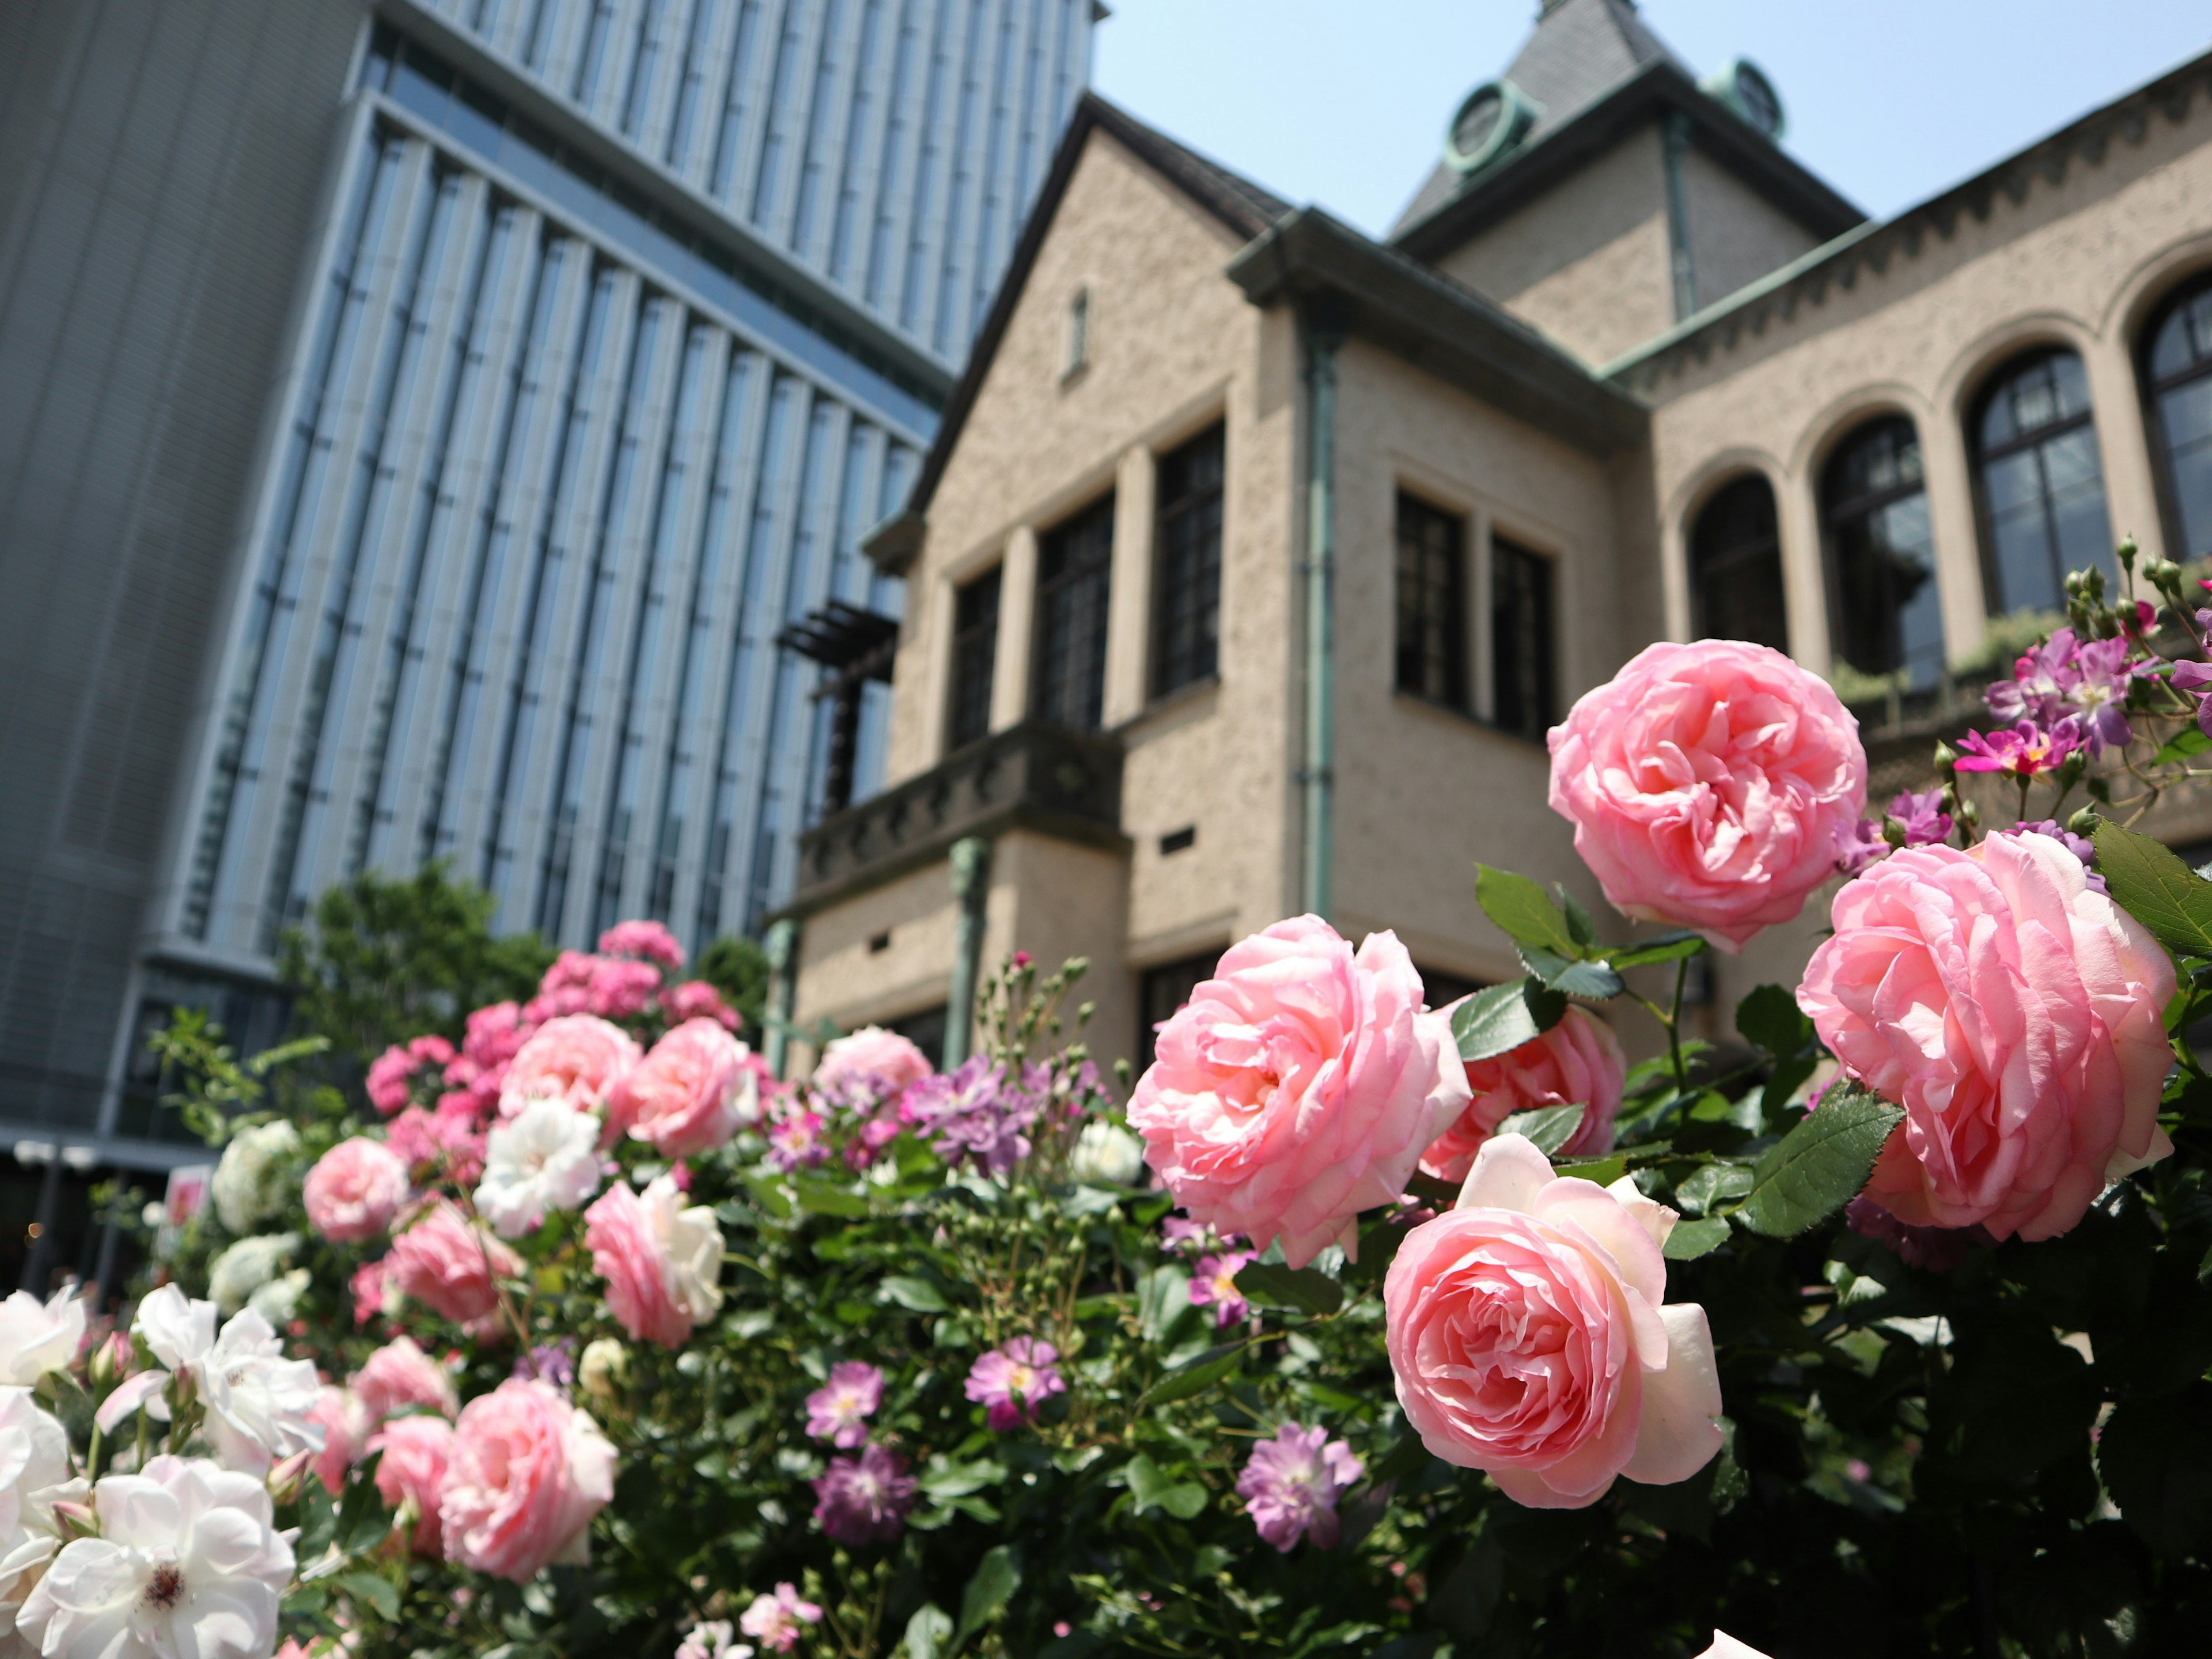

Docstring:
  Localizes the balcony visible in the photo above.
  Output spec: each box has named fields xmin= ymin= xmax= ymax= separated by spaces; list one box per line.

xmin=787 ymin=720 xmax=1127 ymax=913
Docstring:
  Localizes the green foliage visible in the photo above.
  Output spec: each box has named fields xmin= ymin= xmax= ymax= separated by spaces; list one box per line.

xmin=1450 ymin=978 xmax=1566 ymax=1062
xmin=276 ymin=861 xmax=552 ymax=1067
xmin=2093 ymin=819 xmax=2212 ymax=958
xmin=1737 ymin=1083 xmax=1905 ymax=1238
xmin=697 ymin=933 xmax=772 ymax=1037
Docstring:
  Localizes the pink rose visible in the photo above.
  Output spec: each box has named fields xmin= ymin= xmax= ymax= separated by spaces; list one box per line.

xmin=597 ymin=919 xmax=685 ymax=969
xmin=385 ymin=1101 xmax=488 ymax=1188
xmin=306 ymin=1387 xmax=369 ymax=1495
xmin=303 ymin=1137 xmax=411 ymax=1243
xmin=499 ymin=1014 xmax=641 ymax=1123
xmin=1797 ymin=832 xmax=2175 ymax=1241
xmin=370 ymin=1413 xmax=454 ymax=1558
xmin=366 ymin=1045 xmax=418 ymax=1116
xmin=662 ymin=980 xmax=740 ymax=1031
xmin=1127 ymin=916 xmax=1471 ymax=1268
xmin=385 ymin=1200 xmax=521 ymax=1326
xmin=589 ymin=958 xmax=662 ymax=1020
xmin=607 ymin=1019 xmax=759 ymax=1156
xmin=1385 ymin=1134 xmax=1722 ymax=1509
xmin=1547 ymin=639 xmax=1867 ymax=952
xmin=583 ymin=1176 xmax=725 ymax=1349
xmin=351 ymin=1259 xmax=395 ymax=1328
xmin=1421 ymin=1006 xmax=1626 ymax=1182
xmin=813 ymin=1027 xmax=933 ymax=1099
xmin=440 ymin=1378 xmax=616 ymax=1581
xmin=354 ymin=1335 xmax=459 ymax=1421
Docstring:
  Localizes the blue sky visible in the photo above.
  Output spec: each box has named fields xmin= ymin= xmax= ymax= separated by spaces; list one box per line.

xmin=1091 ymin=2 xmax=2212 ymax=237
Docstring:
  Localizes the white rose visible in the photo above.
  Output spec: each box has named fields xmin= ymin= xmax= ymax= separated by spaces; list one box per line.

xmin=17 ymin=1456 xmax=294 ymax=1659
xmin=198 ymin=1310 xmax=323 ymax=1476
xmin=474 ymin=1097 xmax=604 ymax=1238
xmin=206 ymin=1233 xmax=299 ymax=1315
xmin=0 ymin=1290 xmax=85 ymax=1386
xmin=210 ymin=1121 xmax=301 ymax=1234
xmin=578 ymin=1338 xmax=629 ymax=1402
xmin=247 ymin=1270 xmax=312 ymax=1327
xmin=640 ymin=1176 xmax=724 ymax=1326
xmin=0 ymin=1389 xmax=74 ymax=1641
xmin=132 ymin=1285 xmax=215 ymax=1373
xmin=1070 ymin=1121 xmax=1145 ymax=1187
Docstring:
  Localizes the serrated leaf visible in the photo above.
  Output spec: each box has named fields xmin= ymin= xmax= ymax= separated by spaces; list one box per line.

xmin=1476 ymin=864 xmax=1581 ymax=957
xmin=1736 ymin=983 xmax=1813 ymax=1056
xmin=1495 ymin=1103 xmax=1586 ymax=1156
xmin=1452 ymin=978 xmax=1567 ymax=1063
xmin=1146 ymin=1353 xmax=1240 ymax=1406
xmin=2155 ymin=725 xmax=2212 ymax=766
xmin=879 ymin=1275 xmax=950 ymax=1312
xmin=1520 ymin=945 xmax=1624 ymax=1000
xmin=1606 ymin=929 xmax=1708 ymax=969
xmin=953 ymin=1546 xmax=1021 ymax=1649
xmin=1553 ymin=1154 xmax=1627 ymax=1187
xmin=2093 ymin=819 xmax=2212 ymax=959
xmin=1233 ymin=1261 xmax=1344 ymax=1316
xmin=1739 ymin=1083 xmax=1903 ymax=1237
xmin=1662 ymin=1217 xmax=1732 ymax=1260
xmin=1558 ymin=886 xmax=1599 ymax=948
xmin=1125 ymin=1455 xmax=1207 ymax=1520
xmin=1673 ymin=1162 xmax=1755 ymax=1217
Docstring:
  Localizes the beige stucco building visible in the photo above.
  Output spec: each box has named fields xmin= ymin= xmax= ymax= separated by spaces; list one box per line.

xmin=768 ymin=0 xmax=2212 ymax=1077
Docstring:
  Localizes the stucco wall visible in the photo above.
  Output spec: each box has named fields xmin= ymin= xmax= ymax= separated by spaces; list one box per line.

xmin=1434 ymin=125 xmax=1673 ymax=365
xmin=1680 ymin=143 xmax=1827 ymax=319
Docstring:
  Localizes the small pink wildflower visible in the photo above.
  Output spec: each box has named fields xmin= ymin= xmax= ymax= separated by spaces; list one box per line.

xmin=964 ymin=1336 xmax=1065 ymax=1430
xmin=1236 ymin=1423 xmax=1364 ymax=1551
xmin=740 ymin=1584 xmax=823 ymax=1654
xmin=804 ymin=1361 xmax=884 ymax=1448
xmin=1188 ymin=1251 xmax=1255 ymax=1328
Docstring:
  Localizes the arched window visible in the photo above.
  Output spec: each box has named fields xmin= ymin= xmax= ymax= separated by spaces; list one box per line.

xmin=1973 ymin=348 xmax=2112 ymax=613
xmin=2145 ymin=279 xmax=2212 ymax=562
xmin=1689 ymin=474 xmax=1789 ymax=652
xmin=1822 ymin=416 xmax=1945 ymax=690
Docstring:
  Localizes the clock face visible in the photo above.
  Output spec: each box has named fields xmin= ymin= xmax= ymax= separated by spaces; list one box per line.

xmin=1444 ymin=80 xmax=1532 ymax=173
xmin=1732 ymin=61 xmax=1783 ymax=138
xmin=1452 ymin=88 xmax=1505 ymax=159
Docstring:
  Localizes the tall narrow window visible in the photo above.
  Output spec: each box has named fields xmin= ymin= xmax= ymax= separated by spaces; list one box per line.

xmin=1153 ymin=424 xmax=1225 ymax=697
xmin=1492 ymin=536 xmax=1558 ymax=741
xmin=1690 ymin=475 xmax=1789 ymax=651
xmin=1139 ymin=949 xmax=1221 ymax=1070
xmin=946 ymin=566 xmax=1001 ymax=750
xmin=1066 ymin=287 xmax=1089 ymax=377
xmin=1033 ymin=495 xmax=1114 ymax=729
xmin=2145 ymin=280 xmax=2212 ymax=563
xmin=1823 ymin=417 xmax=1945 ymax=691
xmin=1395 ymin=492 xmax=1467 ymax=709
xmin=1975 ymin=349 xmax=2113 ymax=613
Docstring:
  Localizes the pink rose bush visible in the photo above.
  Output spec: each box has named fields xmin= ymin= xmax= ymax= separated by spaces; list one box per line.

xmin=303 ymin=1136 xmax=410 ymax=1243
xmin=440 ymin=1378 xmax=615 ymax=1581
xmin=1128 ymin=916 xmax=1470 ymax=1266
xmin=1547 ymin=639 xmax=1866 ymax=950
xmin=609 ymin=1017 xmax=762 ymax=1156
xmin=371 ymin=1414 xmax=455 ymax=1558
xmin=582 ymin=1175 xmax=726 ymax=1349
xmin=498 ymin=1014 xmax=642 ymax=1122
xmin=384 ymin=1200 xmax=521 ymax=1326
xmin=1798 ymin=830 xmax=2174 ymax=1240
xmin=1385 ymin=1134 xmax=1721 ymax=1509
xmin=353 ymin=1334 xmax=458 ymax=1421
xmin=1421 ymin=1005 xmax=1626 ymax=1181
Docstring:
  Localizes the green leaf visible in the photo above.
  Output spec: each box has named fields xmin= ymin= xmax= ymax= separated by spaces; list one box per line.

xmin=1558 ymin=886 xmax=1599 ymax=948
xmin=1662 ymin=1217 xmax=1732 ymax=1260
xmin=791 ymin=1176 xmax=871 ymax=1218
xmin=1673 ymin=1161 xmax=1755 ymax=1217
xmin=919 ymin=1455 xmax=1006 ymax=1499
xmin=1146 ymin=1353 xmax=1241 ymax=1405
xmin=1735 ymin=983 xmax=1813 ymax=1056
xmin=878 ymin=1275 xmax=950 ymax=1312
xmin=2099 ymin=1387 xmax=2212 ymax=1555
xmin=1476 ymin=864 xmax=1581 ymax=957
xmin=1233 ymin=1261 xmax=1344 ymax=1316
xmin=1606 ymin=929 xmax=1707 ymax=969
xmin=1137 ymin=1264 xmax=1190 ymax=1342
xmin=1519 ymin=946 xmax=1624 ymax=1001
xmin=337 ymin=1571 xmax=399 ymax=1623
xmin=953 ymin=1546 xmax=1021 ymax=1650
xmin=2154 ymin=725 xmax=2212 ymax=766
xmin=2093 ymin=819 xmax=2212 ymax=959
xmin=1553 ymin=1154 xmax=1627 ymax=1188
xmin=1368 ymin=1431 xmax=1434 ymax=1486
xmin=1125 ymin=1455 xmax=1208 ymax=1520
xmin=904 ymin=1603 xmax=955 ymax=1659
xmin=1452 ymin=978 xmax=1567 ymax=1063
xmin=1739 ymin=1082 xmax=1904 ymax=1237
xmin=1495 ymin=1103 xmax=1586 ymax=1156
xmin=335 ymin=1452 xmax=390 ymax=1556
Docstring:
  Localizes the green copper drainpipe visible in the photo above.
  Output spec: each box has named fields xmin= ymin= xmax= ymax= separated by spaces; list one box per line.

xmin=944 ymin=835 xmax=993 ymax=1067
xmin=1301 ymin=302 xmax=1349 ymax=921
xmin=762 ymin=917 xmax=798 ymax=1078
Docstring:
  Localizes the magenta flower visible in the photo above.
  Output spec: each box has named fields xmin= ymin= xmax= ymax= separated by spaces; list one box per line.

xmin=1188 ymin=1251 xmax=1255 ymax=1328
xmin=1984 ymin=630 xmax=2079 ymax=727
xmin=2062 ymin=634 xmax=2141 ymax=753
xmin=964 ymin=1336 xmax=1066 ymax=1430
xmin=597 ymin=918 xmax=687 ymax=971
xmin=804 ymin=1361 xmax=884 ymax=1448
xmin=903 ymin=1056 xmax=1040 ymax=1175
xmin=740 ymin=1583 xmax=823 ymax=1653
xmin=1952 ymin=721 xmax=2079 ymax=778
xmin=1835 ymin=787 xmax=1955 ymax=876
xmin=810 ymin=1444 xmax=918 ymax=1545
xmin=1236 ymin=1423 xmax=1365 ymax=1552
xmin=765 ymin=1107 xmax=828 ymax=1172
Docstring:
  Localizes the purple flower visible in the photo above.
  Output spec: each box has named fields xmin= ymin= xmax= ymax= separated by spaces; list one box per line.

xmin=2003 ymin=821 xmax=2105 ymax=891
xmin=2062 ymin=634 xmax=2141 ymax=753
xmin=765 ymin=1107 xmax=828 ymax=1172
xmin=1236 ymin=1423 xmax=1365 ymax=1552
xmin=1985 ymin=628 xmax=2143 ymax=756
xmin=1953 ymin=721 xmax=2079 ymax=778
xmin=810 ymin=1444 xmax=918 ymax=1546
xmin=1188 ymin=1251 xmax=1254 ymax=1328
xmin=903 ymin=1056 xmax=1040 ymax=1176
xmin=1984 ymin=630 xmax=2078 ymax=726
xmin=804 ymin=1361 xmax=885 ymax=1448
xmin=964 ymin=1336 xmax=1066 ymax=1430
xmin=1835 ymin=789 xmax=1953 ymax=876
xmin=515 ymin=1340 xmax=575 ymax=1391
xmin=1160 ymin=1213 xmax=1243 ymax=1255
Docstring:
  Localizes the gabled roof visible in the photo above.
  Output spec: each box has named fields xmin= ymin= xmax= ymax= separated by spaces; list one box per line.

xmin=1389 ymin=0 xmax=1862 ymax=262
xmin=864 ymin=94 xmax=1293 ymax=572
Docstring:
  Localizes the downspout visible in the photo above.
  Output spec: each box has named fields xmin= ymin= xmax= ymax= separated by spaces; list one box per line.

xmin=762 ymin=917 xmax=798 ymax=1079
xmin=1662 ymin=111 xmax=1698 ymax=321
xmin=1300 ymin=301 xmax=1350 ymax=921
xmin=943 ymin=835 xmax=993 ymax=1067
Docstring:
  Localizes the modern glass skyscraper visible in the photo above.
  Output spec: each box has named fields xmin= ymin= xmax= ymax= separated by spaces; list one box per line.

xmin=0 ymin=0 xmax=1091 ymax=1180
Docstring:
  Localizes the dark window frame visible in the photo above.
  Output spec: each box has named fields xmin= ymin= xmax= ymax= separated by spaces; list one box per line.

xmin=1138 ymin=949 xmax=1223 ymax=1071
xmin=1393 ymin=490 xmax=1469 ymax=712
xmin=1970 ymin=346 xmax=2112 ymax=615
xmin=1820 ymin=414 xmax=1944 ymax=688
xmin=1490 ymin=532 xmax=1559 ymax=742
xmin=945 ymin=565 xmax=1002 ymax=752
xmin=1688 ymin=473 xmax=1790 ymax=652
xmin=1032 ymin=493 xmax=1116 ymax=730
xmin=1151 ymin=423 xmax=1226 ymax=699
xmin=2142 ymin=275 xmax=2212 ymax=566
